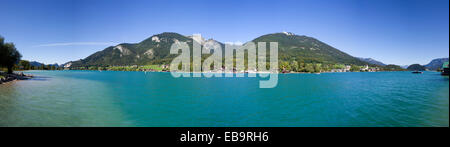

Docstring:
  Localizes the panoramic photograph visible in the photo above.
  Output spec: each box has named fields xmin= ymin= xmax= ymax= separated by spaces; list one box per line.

xmin=1 ymin=0 xmax=449 ymax=131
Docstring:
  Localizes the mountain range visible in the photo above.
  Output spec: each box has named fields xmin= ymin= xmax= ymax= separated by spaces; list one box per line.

xmin=401 ymin=57 xmax=449 ymax=70
xmin=29 ymin=61 xmax=43 ymax=67
xmin=29 ymin=61 xmax=60 ymax=67
xmin=424 ymin=58 xmax=449 ymax=70
xmin=69 ymin=32 xmax=372 ymax=68
xmin=354 ymin=58 xmax=450 ymax=70
xmin=357 ymin=57 xmax=386 ymax=66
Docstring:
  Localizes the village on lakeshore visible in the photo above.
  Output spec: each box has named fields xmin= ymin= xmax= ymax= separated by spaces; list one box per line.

xmin=1 ymin=32 xmax=450 ymax=85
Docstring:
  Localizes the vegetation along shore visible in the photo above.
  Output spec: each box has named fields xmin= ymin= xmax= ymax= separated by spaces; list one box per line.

xmin=1 ymin=32 xmax=448 ymax=77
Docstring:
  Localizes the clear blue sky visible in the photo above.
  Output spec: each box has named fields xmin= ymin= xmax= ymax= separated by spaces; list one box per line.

xmin=1 ymin=0 xmax=448 ymax=65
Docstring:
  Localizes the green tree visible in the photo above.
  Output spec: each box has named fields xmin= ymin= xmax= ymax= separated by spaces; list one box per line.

xmin=322 ymin=64 xmax=330 ymax=72
xmin=19 ymin=60 xmax=31 ymax=70
xmin=298 ymin=62 xmax=305 ymax=72
xmin=350 ymin=65 xmax=361 ymax=72
xmin=313 ymin=63 xmax=322 ymax=73
xmin=305 ymin=63 xmax=314 ymax=73
xmin=334 ymin=64 xmax=345 ymax=69
xmin=290 ymin=61 xmax=299 ymax=72
xmin=0 ymin=36 xmax=22 ymax=74
xmin=280 ymin=61 xmax=290 ymax=72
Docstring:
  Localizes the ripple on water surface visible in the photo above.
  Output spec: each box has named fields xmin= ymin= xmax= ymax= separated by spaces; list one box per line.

xmin=0 ymin=71 xmax=448 ymax=127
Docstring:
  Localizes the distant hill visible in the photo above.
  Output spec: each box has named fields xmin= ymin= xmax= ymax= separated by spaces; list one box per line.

xmin=29 ymin=61 xmax=43 ymax=67
xmin=60 ymin=62 xmax=72 ymax=68
xmin=400 ymin=65 xmax=409 ymax=69
xmin=71 ymin=32 xmax=194 ymax=67
xmin=424 ymin=58 xmax=449 ymax=70
xmin=357 ymin=57 xmax=386 ymax=66
xmin=252 ymin=32 xmax=369 ymax=65
xmin=70 ymin=32 xmax=371 ymax=67
xmin=28 ymin=61 xmax=60 ymax=67
xmin=382 ymin=64 xmax=406 ymax=71
xmin=407 ymin=64 xmax=426 ymax=71
xmin=48 ymin=63 xmax=60 ymax=67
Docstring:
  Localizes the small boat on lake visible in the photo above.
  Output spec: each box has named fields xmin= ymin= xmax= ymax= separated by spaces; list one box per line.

xmin=412 ymin=71 xmax=423 ymax=74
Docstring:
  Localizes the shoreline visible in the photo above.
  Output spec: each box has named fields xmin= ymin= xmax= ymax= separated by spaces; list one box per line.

xmin=0 ymin=72 xmax=33 ymax=84
xmin=22 ymin=69 xmax=412 ymax=74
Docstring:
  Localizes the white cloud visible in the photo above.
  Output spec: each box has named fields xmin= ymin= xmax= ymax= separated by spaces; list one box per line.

xmin=33 ymin=42 xmax=118 ymax=47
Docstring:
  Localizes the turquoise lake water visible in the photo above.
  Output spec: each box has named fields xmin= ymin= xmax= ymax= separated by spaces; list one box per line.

xmin=0 ymin=70 xmax=448 ymax=127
